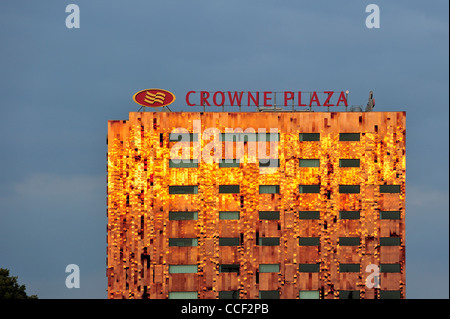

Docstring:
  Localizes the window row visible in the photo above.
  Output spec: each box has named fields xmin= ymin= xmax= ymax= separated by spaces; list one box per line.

xmin=168 ymin=184 xmax=401 ymax=194
xmin=169 ymin=210 xmax=402 ymax=220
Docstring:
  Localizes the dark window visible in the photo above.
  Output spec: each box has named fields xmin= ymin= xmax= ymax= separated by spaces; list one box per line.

xmin=380 ymin=185 xmax=401 ymax=193
xmin=339 ymin=185 xmax=360 ymax=193
xmin=169 ymin=132 xmax=198 ymax=142
xmin=380 ymin=290 xmax=401 ymax=299
xmin=299 ymin=211 xmax=320 ymax=220
xmin=299 ymin=237 xmax=320 ymax=246
xmin=339 ymin=159 xmax=360 ymax=167
xmin=299 ymin=133 xmax=320 ymax=141
xmin=219 ymin=185 xmax=240 ymax=193
xmin=259 ymin=185 xmax=280 ymax=194
xmin=339 ymin=237 xmax=360 ymax=246
xmin=259 ymin=159 xmax=280 ymax=167
xmin=339 ymin=211 xmax=360 ymax=219
xmin=258 ymin=237 xmax=280 ymax=246
xmin=380 ymin=211 xmax=401 ymax=220
xmin=339 ymin=290 xmax=360 ymax=299
xmin=380 ymin=237 xmax=401 ymax=246
xmin=299 ymin=159 xmax=320 ymax=167
xmin=219 ymin=211 xmax=240 ymax=220
xmin=259 ymin=290 xmax=279 ymax=299
xmin=219 ymin=238 xmax=240 ymax=246
xmin=299 ymin=263 xmax=320 ymax=272
xmin=380 ymin=264 xmax=401 ymax=273
xmin=339 ymin=133 xmax=360 ymax=141
xmin=169 ymin=238 xmax=198 ymax=247
xmin=219 ymin=159 xmax=240 ymax=168
xmin=169 ymin=211 xmax=198 ymax=220
xmin=219 ymin=264 xmax=240 ymax=273
xmin=219 ymin=291 xmax=240 ymax=299
xmin=259 ymin=264 xmax=280 ymax=273
xmin=259 ymin=211 xmax=280 ymax=220
xmin=169 ymin=186 xmax=198 ymax=194
xmin=169 ymin=159 xmax=198 ymax=168
xmin=299 ymin=185 xmax=320 ymax=193
xmin=339 ymin=264 xmax=360 ymax=272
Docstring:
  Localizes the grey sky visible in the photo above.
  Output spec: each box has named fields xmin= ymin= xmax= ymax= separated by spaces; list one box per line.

xmin=0 ymin=0 xmax=448 ymax=298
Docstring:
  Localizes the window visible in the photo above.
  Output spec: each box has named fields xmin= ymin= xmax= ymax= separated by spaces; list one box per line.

xmin=380 ymin=290 xmax=401 ymax=299
xmin=220 ymin=132 xmax=277 ymax=142
xmin=219 ymin=159 xmax=240 ymax=168
xmin=169 ymin=211 xmax=198 ymax=220
xmin=339 ymin=264 xmax=360 ymax=273
xmin=169 ymin=159 xmax=198 ymax=168
xmin=169 ymin=238 xmax=198 ymax=247
xmin=299 ymin=290 xmax=320 ymax=299
xmin=258 ymin=237 xmax=280 ymax=246
xmin=169 ymin=186 xmax=198 ymax=194
xmin=259 ymin=264 xmax=280 ymax=273
xmin=380 ymin=211 xmax=401 ymax=220
xmin=339 ymin=211 xmax=360 ymax=219
xmin=299 ymin=133 xmax=320 ymax=141
xmin=219 ymin=264 xmax=240 ymax=273
xmin=219 ymin=237 xmax=240 ymax=246
xmin=339 ymin=133 xmax=360 ymax=141
xmin=219 ymin=291 xmax=239 ymax=299
xmin=339 ymin=185 xmax=360 ymax=193
xmin=169 ymin=265 xmax=198 ymax=274
xmin=219 ymin=211 xmax=240 ymax=220
xmin=339 ymin=237 xmax=360 ymax=246
xmin=219 ymin=185 xmax=240 ymax=194
xmin=299 ymin=211 xmax=320 ymax=220
xmin=259 ymin=185 xmax=280 ymax=194
xmin=380 ymin=185 xmax=401 ymax=193
xmin=259 ymin=290 xmax=279 ymax=299
xmin=299 ymin=237 xmax=320 ymax=246
xmin=380 ymin=264 xmax=401 ymax=273
xmin=339 ymin=290 xmax=360 ymax=299
xmin=168 ymin=291 xmax=198 ymax=299
xmin=299 ymin=263 xmax=320 ymax=272
xmin=339 ymin=159 xmax=360 ymax=167
xmin=169 ymin=133 xmax=198 ymax=142
xmin=259 ymin=158 xmax=280 ymax=167
xmin=380 ymin=237 xmax=401 ymax=246
xmin=299 ymin=185 xmax=320 ymax=193
xmin=299 ymin=159 xmax=320 ymax=167
xmin=259 ymin=211 xmax=280 ymax=220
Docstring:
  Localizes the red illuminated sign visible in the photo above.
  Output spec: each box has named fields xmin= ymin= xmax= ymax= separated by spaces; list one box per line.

xmin=133 ymin=89 xmax=176 ymax=108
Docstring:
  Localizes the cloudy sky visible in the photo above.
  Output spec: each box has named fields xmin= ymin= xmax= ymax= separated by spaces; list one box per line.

xmin=0 ymin=0 xmax=448 ymax=298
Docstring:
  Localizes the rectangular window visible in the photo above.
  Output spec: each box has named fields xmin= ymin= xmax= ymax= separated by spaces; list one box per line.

xmin=339 ymin=211 xmax=360 ymax=219
xmin=299 ymin=237 xmax=320 ymax=246
xmin=169 ymin=159 xmax=198 ymax=168
xmin=339 ymin=264 xmax=360 ymax=273
xmin=259 ymin=290 xmax=279 ymax=299
xmin=259 ymin=211 xmax=280 ymax=220
xmin=259 ymin=264 xmax=280 ymax=273
xmin=380 ymin=264 xmax=401 ymax=273
xmin=169 ymin=211 xmax=198 ymax=220
xmin=339 ymin=159 xmax=360 ymax=167
xmin=380 ymin=237 xmax=401 ymax=246
xmin=219 ymin=211 xmax=240 ymax=220
xmin=259 ymin=185 xmax=280 ymax=194
xmin=219 ymin=159 xmax=240 ymax=168
xmin=380 ymin=290 xmax=401 ymax=299
xmin=219 ymin=264 xmax=240 ymax=273
xmin=298 ymin=211 xmax=320 ymax=220
xmin=339 ymin=237 xmax=360 ymax=246
xmin=259 ymin=158 xmax=280 ymax=167
xmin=168 ymin=291 xmax=198 ymax=299
xmin=299 ymin=133 xmax=320 ymax=141
xmin=169 ymin=133 xmax=198 ymax=142
xmin=219 ymin=237 xmax=240 ymax=246
xmin=299 ymin=263 xmax=320 ymax=273
xmin=169 ymin=265 xmax=198 ymax=274
xmin=258 ymin=237 xmax=280 ymax=246
xmin=339 ymin=133 xmax=360 ymax=141
xmin=299 ymin=290 xmax=320 ymax=299
xmin=169 ymin=238 xmax=198 ymax=247
xmin=219 ymin=185 xmax=240 ymax=194
xmin=339 ymin=185 xmax=360 ymax=193
xmin=380 ymin=185 xmax=401 ymax=193
xmin=220 ymin=133 xmax=259 ymax=142
xmin=219 ymin=291 xmax=239 ymax=299
xmin=299 ymin=185 xmax=320 ymax=193
xmin=299 ymin=159 xmax=320 ymax=167
xmin=169 ymin=186 xmax=198 ymax=194
xmin=380 ymin=211 xmax=401 ymax=220
xmin=339 ymin=290 xmax=360 ymax=299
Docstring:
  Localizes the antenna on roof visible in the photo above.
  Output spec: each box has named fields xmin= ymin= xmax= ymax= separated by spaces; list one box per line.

xmin=365 ymin=90 xmax=375 ymax=112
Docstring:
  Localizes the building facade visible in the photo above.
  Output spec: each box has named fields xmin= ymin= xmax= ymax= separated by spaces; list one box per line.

xmin=107 ymin=111 xmax=406 ymax=299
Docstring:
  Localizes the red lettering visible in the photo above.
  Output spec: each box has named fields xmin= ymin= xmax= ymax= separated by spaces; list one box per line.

xmin=336 ymin=91 xmax=348 ymax=106
xmin=213 ymin=91 xmax=225 ymax=106
xmin=186 ymin=91 xmax=196 ymax=106
xmin=298 ymin=91 xmax=307 ymax=106
xmin=248 ymin=92 xmax=259 ymax=106
xmin=263 ymin=91 xmax=272 ymax=107
xmin=323 ymin=91 xmax=334 ymax=106
xmin=200 ymin=91 xmax=211 ymax=106
xmin=227 ymin=91 xmax=244 ymax=106
xmin=284 ymin=91 xmax=294 ymax=106
xmin=309 ymin=91 xmax=321 ymax=106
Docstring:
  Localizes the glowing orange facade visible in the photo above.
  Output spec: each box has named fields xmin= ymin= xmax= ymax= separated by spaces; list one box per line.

xmin=107 ymin=111 xmax=406 ymax=299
